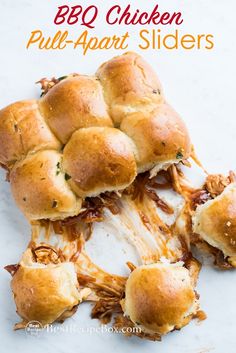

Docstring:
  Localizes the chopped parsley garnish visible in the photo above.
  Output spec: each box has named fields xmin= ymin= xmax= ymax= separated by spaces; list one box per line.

xmin=56 ymin=162 xmax=61 ymax=175
xmin=52 ymin=200 xmax=58 ymax=208
xmin=176 ymin=151 xmax=184 ymax=159
xmin=153 ymin=89 xmax=161 ymax=95
xmin=58 ymin=76 xmax=68 ymax=81
xmin=65 ymin=173 xmax=71 ymax=181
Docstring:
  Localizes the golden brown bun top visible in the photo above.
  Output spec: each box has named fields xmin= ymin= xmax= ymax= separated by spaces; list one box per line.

xmin=0 ymin=100 xmax=61 ymax=168
xmin=10 ymin=150 xmax=81 ymax=220
xmin=11 ymin=249 xmax=80 ymax=326
xmin=122 ymin=262 xmax=198 ymax=335
xmin=63 ymin=127 xmax=137 ymax=197
xmin=120 ymin=103 xmax=191 ymax=174
xmin=193 ymin=183 xmax=236 ymax=262
xmin=97 ymin=52 xmax=164 ymax=126
xmin=0 ymin=52 xmax=191 ymax=220
xmin=39 ymin=75 xmax=113 ymax=144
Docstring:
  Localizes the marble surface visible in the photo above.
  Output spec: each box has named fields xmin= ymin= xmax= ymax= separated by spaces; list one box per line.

xmin=0 ymin=1 xmax=236 ymax=352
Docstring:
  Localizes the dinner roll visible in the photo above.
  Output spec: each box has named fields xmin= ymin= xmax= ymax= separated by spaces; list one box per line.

xmin=121 ymin=262 xmax=198 ymax=335
xmin=120 ymin=104 xmax=191 ymax=174
xmin=193 ymin=182 xmax=236 ymax=266
xmin=97 ymin=52 xmax=164 ymax=126
xmin=10 ymin=150 xmax=81 ymax=220
xmin=40 ymin=76 xmax=113 ymax=144
xmin=0 ymin=52 xmax=192 ymax=221
xmin=11 ymin=251 xmax=80 ymax=327
xmin=63 ymin=127 xmax=137 ymax=197
xmin=0 ymin=100 xmax=61 ymax=168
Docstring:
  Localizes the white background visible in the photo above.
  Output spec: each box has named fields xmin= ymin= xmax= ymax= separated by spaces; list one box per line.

xmin=0 ymin=1 xmax=236 ymax=352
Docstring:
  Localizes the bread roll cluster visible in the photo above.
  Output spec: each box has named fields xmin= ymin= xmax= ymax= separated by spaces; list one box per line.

xmin=2 ymin=52 xmax=235 ymax=340
xmin=0 ymin=52 xmax=191 ymax=221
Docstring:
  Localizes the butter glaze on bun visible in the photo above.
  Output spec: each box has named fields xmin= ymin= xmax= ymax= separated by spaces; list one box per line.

xmin=193 ymin=182 xmax=236 ymax=266
xmin=10 ymin=150 xmax=81 ymax=220
xmin=0 ymin=100 xmax=61 ymax=168
xmin=39 ymin=76 xmax=113 ymax=144
xmin=120 ymin=104 xmax=191 ymax=174
xmin=63 ymin=127 xmax=137 ymax=197
xmin=96 ymin=51 xmax=164 ymax=126
xmin=11 ymin=250 xmax=80 ymax=327
xmin=121 ymin=262 xmax=198 ymax=335
xmin=0 ymin=52 xmax=191 ymax=220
